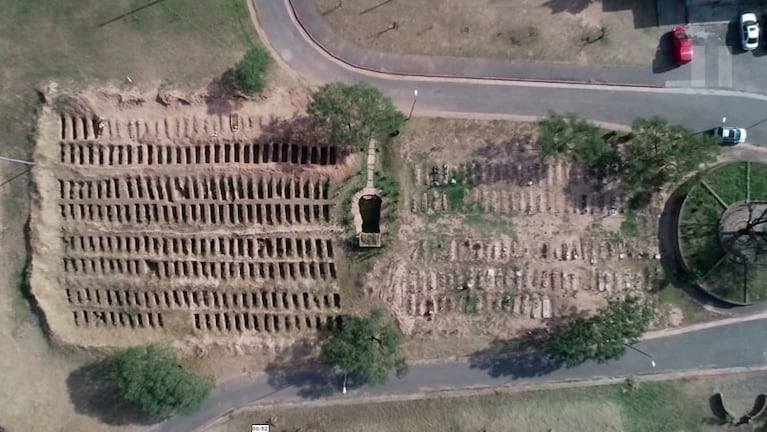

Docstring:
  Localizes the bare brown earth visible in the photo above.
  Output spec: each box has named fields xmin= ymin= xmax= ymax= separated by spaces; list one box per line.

xmin=29 ymin=83 xmax=363 ymax=369
xmin=314 ymin=0 xmax=663 ymax=65
xmin=30 ymin=99 xmax=699 ymax=365
xmin=365 ymin=118 xmax=681 ymax=360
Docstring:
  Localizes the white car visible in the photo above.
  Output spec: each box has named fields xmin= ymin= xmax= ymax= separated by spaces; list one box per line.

xmin=715 ymin=126 xmax=747 ymax=144
xmin=741 ymin=13 xmax=759 ymax=51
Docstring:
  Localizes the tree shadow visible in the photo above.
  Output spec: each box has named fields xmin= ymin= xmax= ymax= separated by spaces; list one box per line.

xmin=563 ymin=159 xmax=626 ymax=215
xmin=258 ymin=115 xmax=334 ymax=148
xmin=602 ymin=0 xmax=660 ymax=29
xmin=471 ymin=134 xmax=536 ymax=160
xmin=542 ymin=0 xmax=594 ymax=15
xmin=467 ymin=135 xmax=547 ymax=187
xmin=66 ymin=360 xmax=164 ymax=426
xmin=264 ymin=338 xmax=340 ymax=400
xmin=204 ymin=69 xmax=246 ymax=115
xmin=535 ymin=0 xmax=657 ymax=29
xmin=252 ymin=115 xmax=350 ymax=176
xmin=468 ymin=329 xmax=563 ymax=379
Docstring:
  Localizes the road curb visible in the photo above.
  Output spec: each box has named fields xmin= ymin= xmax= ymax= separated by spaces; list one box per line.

xmin=199 ymin=365 xmax=767 ymax=431
xmin=284 ymin=0 xmax=663 ymax=90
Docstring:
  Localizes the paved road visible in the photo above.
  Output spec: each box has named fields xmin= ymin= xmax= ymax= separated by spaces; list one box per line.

xmin=263 ymin=0 xmax=767 ymax=144
xmin=148 ymin=2 xmax=767 ymax=431
xmin=681 ymin=21 xmax=767 ymax=93
xmin=153 ymin=319 xmax=767 ymax=432
xmin=294 ymin=0 xmax=767 ymax=94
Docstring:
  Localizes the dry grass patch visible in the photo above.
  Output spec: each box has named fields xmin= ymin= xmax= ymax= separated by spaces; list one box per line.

xmin=0 ymin=0 xmax=301 ymax=430
xmin=208 ymin=371 xmax=767 ymax=432
xmin=314 ymin=0 xmax=662 ymax=65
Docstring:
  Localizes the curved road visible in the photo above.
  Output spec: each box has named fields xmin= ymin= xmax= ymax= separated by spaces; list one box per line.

xmin=260 ymin=0 xmax=767 ymax=144
xmin=150 ymin=1 xmax=767 ymax=431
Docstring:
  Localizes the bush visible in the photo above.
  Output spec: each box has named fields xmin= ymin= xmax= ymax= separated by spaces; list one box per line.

xmin=108 ymin=344 xmax=214 ymax=417
xmin=233 ymin=45 xmax=272 ymax=94
xmin=545 ymin=296 xmax=653 ymax=367
xmin=321 ymin=308 xmax=408 ymax=385
xmin=308 ymin=82 xmax=405 ymax=149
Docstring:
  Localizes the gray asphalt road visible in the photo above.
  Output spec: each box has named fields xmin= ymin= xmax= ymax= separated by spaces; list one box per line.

xmin=260 ymin=0 xmax=767 ymax=144
xmin=683 ymin=21 xmax=767 ymax=94
xmin=152 ymin=319 xmax=767 ymax=432
xmin=148 ymin=2 xmax=767 ymax=431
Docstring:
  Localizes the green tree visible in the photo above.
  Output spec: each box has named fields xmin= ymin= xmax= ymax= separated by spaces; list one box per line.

xmin=232 ymin=45 xmax=272 ymax=95
xmin=621 ymin=117 xmax=720 ymax=194
xmin=108 ymin=344 xmax=214 ymax=417
xmin=321 ymin=308 xmax=408 ymax=385
xmin=538 ymin=112 xmax=619 ymax=177
xmin=545 ymin=296 xmax=654 ymax=367
xmin=307 ymin=82 xmax=405 ymax=148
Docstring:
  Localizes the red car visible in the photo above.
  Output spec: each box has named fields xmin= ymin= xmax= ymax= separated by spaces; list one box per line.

xmin=672 ymin=26 xmax=693 ymax=64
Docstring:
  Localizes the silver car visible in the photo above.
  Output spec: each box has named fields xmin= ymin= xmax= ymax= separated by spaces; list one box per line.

xmin=741 ymin=13 xmax=760 ymax=51
xmin=715 ymin=126 xmax=747 ymax=144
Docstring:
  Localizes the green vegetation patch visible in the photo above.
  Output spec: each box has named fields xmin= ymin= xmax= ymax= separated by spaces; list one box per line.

xmin=702 ymin=259 xmax=747 ymax=303
xmin=621 ymin=209 xmax=650 ymax=238
xmin=614 ymin=381 xmax=706 ymax=432
xmin=747 ymin=162 xmax=767 ymax=199
xmin=703 ymin=260 xmax=767 ymax=303
xmin=464 ymin=213 xmax=515 ymax=238
xmin=678 ymin=185 xmax=726 ymax=274
xmin=430 ymin=169 xmax=467 ymax=211
xmin=703 ymin=162 xmax=748 ymax=205
xmin=678 ymin=162 xmax=767 ymax=304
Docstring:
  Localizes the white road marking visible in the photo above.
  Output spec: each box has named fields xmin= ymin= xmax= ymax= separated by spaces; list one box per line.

xmin=691 ymin=45 xmax=706 ymax=87
xmin=718 ymin=46 xmax=733 ymax=88
xmin=665 ymin=80 xmax=706 ymax=87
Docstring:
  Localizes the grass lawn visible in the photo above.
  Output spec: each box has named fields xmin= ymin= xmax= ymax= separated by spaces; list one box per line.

xmin=208 ymin=373 xmax=767 ymax=432
xmin=678 ymin=184 xmax=726 ymax=275
xmin=0 ymin=0 xmax=277 ymax=430
xmin=677 ymin=162 xmax=767 ymax=303
xmin=703 ymin=162 xmax=748 ymax=205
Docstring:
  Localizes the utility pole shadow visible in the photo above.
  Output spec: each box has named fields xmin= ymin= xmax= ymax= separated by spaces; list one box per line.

xmin=360 ymin=0 xmax=394 ymax=16
xmin=97 ymin=0 xmax=170 ymax=28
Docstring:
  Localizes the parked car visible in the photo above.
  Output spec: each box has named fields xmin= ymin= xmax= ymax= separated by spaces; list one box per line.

xmin=672 ymin=26 xmax=693 ymax=64
xmin=741 ymin=13 xmax=760 ymax=51
xmin=715 ymin=126 xmax=747 ymax=144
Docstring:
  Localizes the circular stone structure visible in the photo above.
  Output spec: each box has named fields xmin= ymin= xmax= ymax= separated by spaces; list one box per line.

xmin=678 ymin=161 xmax=767 ymax=305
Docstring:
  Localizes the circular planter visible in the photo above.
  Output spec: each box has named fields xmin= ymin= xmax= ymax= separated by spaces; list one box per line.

xmin=677 ymin=161 xmax=767 ymax=305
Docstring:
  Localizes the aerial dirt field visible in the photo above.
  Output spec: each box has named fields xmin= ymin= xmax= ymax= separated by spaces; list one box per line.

xmin=30 ymin=83 xmax=363 ymax=365
xmin=366 ymin=118 xmax=685 ymax=360
xmin=313 ymin=0 xmax=663 ymax=65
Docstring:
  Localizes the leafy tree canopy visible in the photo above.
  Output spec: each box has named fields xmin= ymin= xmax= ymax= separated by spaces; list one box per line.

xmin=545 ymin=296 xmax=654 ymax=367
xmin=621 ymin=116 xmax=720 ymax=194
xmin=538 ymin=113 xmax=720 ymax=196
xmin=538 ymin=112 xmax=619 ymax=177
xmin=308 ymin=82 xmax=405 ymax=148
xmin=233 ymin=45 xmax=272 ymax=95
xmin=321 ymin=308 xmax=408 ymax=385
xmin=108 ymin=344 xmax=214 ymax=417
